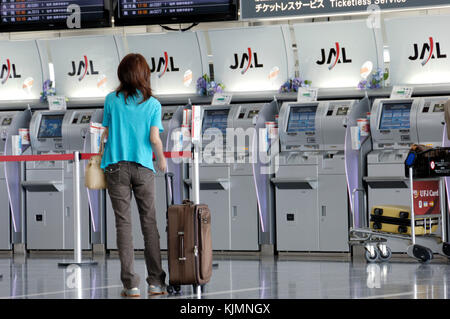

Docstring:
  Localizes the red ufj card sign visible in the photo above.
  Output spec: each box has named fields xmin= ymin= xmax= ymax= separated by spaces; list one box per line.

xmin=413 ymin=180 xmax=440 ymax=215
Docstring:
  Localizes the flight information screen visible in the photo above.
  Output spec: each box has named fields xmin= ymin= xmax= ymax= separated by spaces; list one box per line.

xmin=287 ymin=105 xmax=317 ymax=133
xmin=0 ymin=0 xmax=108 ymax=30
xmin=38 ymin=115 xmax=64 ymax=139
xmin=379 ymin=102 xmax=412 ymax=130
xmin=117 ymin=0 xmax=236 ymax=25
xmin=202 ymin=109 xmax=230 ymax=136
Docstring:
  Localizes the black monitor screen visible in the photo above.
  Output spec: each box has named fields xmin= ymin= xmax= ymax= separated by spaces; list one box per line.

xmin=38 ymin=115 xmax=64 ymax=139
xmin=287 ymin=105 xmax=318 ymax=133
xmin=162 ymin=112 xmax=174 ymax=121
xmin=379 ymin=102 xmax=412 ymax=130
xmin=433 ymin=103 xmax=445 ymax=113
xmin=248 ymin=110 xmax=259 ymax=119
xmin=116 ymin=0 xmax=238 ymax=26
xmin=1 ymin=117 xmax=12 ymax=126
xmin=202 ymin=109 xmax=229 ymax=136
xmin=0 ymin=0 xmax=110 ymax=32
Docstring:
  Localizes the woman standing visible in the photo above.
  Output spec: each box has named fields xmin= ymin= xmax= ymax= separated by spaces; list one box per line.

xmin=101 ymin=53 xmax=167 ymax=297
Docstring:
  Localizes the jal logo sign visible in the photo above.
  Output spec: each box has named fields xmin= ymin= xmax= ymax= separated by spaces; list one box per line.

xmin=408 ymin=37 xmax=447 ymax=66
xmin=150 ymin=52 xmax=180 ymax=78
xmin=68 ymin=56 xmax=99 ymax=81
xmin=0 ymin=59 xmax=21 ymax=85
xmin=316 ymin=42 xmax=352 ymax=70
xmin=230 ymin=48 xmax=264 ymax=75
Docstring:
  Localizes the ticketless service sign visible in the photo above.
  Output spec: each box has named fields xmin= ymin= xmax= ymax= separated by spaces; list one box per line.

xmin=241 ymin=0 xmax=450 ymax=19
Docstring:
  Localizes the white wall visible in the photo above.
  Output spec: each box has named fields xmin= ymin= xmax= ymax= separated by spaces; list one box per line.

xmin=1 ymin=6 xmax=450 ymax=82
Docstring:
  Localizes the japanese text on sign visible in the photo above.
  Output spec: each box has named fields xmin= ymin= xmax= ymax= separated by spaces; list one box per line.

xmin=242 ymin=0 xmax=450 ymax=20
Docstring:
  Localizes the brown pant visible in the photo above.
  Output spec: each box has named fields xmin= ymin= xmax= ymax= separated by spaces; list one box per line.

xmin=105 ymin=161 xmax=166 ymax=289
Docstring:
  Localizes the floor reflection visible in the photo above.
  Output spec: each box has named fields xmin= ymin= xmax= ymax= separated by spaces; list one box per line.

xmin=0 ymin=254 xmax=449 ymax=299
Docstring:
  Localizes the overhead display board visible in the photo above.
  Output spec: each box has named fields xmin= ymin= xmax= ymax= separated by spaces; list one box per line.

xmin=240 ymin=0 xmax=450 ymax=20
xmin=206 ymin=25 xmax=295 ymax=93
xmin=386 ymin=14 xmax=450 ymax=86
xmin=124 ymin=32 xmax=209 ymax=95
xmin=0 ymin=0 xmax=111 ymax=32
xmin=115 ymin=0 xmax=238 ymax=26
xmin=38 ymin=35 xmax=121 ymax=99
xmin=0 ymin=40 xmax=44 ymax=101
xmin=293 ymin=20 xmax=383 ymax=88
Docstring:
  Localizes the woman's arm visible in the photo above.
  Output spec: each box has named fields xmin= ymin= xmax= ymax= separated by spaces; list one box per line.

xmin=150 ymin=126 xmax=167 ymax=172
xmin=100 ymin=127 xmax=108 ymax=155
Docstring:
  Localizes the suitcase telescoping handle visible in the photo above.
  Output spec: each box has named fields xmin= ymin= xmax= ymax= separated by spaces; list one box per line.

xmin=165 ymin=172 xmax=175 ymax=210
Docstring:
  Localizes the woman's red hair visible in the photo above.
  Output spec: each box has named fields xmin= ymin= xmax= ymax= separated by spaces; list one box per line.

xmin=116 ymin=53 xmax=152 ymax=104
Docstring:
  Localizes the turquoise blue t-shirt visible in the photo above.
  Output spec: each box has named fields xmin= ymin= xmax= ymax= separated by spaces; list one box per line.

xmin=101 ymin=91 xmax=164 ymax=172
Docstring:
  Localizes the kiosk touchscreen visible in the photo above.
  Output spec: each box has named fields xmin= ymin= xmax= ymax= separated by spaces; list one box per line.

xmin=24 ymin=109 xmax=103 ymax=250
xmin=286 ymin=106 xmax=317 ymax=134
xmin=38 ymin=115 xmax=64 ymax=139
xmin=202 ymin=109 xmax=230 ymax=136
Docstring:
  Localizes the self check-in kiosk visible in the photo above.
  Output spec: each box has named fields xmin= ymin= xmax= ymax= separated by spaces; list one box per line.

xmin=275 ymin=99 xmax=369 ymax=252
xmin=186 ymin=103 xmax=263 ymax=251
xmin=0 ymin=111 xmax=32 ymax=250
xmin=23 ymin=109 xmax=103 ymax=250
xmin=364 ymin=97 xmax=447 ymax=252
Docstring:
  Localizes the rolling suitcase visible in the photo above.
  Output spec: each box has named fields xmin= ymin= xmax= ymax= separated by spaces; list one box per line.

xmin=370 ymin=205 xmax=439 ymax=236
xmin=164 ymin=172 xmax=213 ymax=294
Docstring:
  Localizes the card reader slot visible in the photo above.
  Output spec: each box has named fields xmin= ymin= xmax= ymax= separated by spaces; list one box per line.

xmin=363 ymin=176 xmax=409 ymax=189
xmin=21 ymin=181 xmax=64 ymax=192
xmin=184 ymin=178 xmax=230 ymax=190
xmin=271 ymin=177 xmax=317 ymax=190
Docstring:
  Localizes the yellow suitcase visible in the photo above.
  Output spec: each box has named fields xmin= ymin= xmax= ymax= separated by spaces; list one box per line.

xmin=370 ymin=205 xmax=439 ymax=236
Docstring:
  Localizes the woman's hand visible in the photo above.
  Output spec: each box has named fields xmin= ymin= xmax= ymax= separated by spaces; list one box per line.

xmin=157 ymin=156 xmax=167 ymax=172
xmin=150 ymin=126 xmax=166 ymax=172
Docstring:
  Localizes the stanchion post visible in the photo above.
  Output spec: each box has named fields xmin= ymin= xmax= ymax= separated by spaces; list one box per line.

xmin=409 ymin=167 xmax=416 ymax=245
xmin=58 ymin=151 xmax=97 ymax=267
xmin=74 ymin=151 xmax=82 ymax=264
xmin=192 ymin=144 xmax=200 ymax=206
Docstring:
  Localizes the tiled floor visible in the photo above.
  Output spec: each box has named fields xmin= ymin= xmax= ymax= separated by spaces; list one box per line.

xmin=0 ymin=253 xmax=450 ymax=299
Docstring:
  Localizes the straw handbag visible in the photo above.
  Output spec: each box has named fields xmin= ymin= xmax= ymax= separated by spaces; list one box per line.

xmin=85 ymin=135 xmax=107 ymax=190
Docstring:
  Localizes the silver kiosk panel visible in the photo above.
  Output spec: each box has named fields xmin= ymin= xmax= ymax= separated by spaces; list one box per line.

xmin=187 ymin=104 xmax=263 ymax=251
xmin=275 ymin=100 xmax=368 ymax=252
xmin=0 ymin=111 xmax=31 ymax=250
xmin=24 ymin=109 xmax=102 ymax=250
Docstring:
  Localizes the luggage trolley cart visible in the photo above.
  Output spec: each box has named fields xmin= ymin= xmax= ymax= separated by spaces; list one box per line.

xmin=349 ymin=147 xmax=450 ymax=263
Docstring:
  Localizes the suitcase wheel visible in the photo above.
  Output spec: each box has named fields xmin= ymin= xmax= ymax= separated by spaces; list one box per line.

xmin=442 ymin=242 xmax=450 ymax=258
xmin=412 ymin=244 xmax=433 ymax=263
xmin=167 ymin=285 xmax=181 ymax=295
xmin=373 ymin=222 xmax=382 ymax=230
xmin=399 ymin=211 xmax=409 ymax=219
xmin=398 ymin=226 xmax=408 ymax=234
xmin=373 ymin=208 xmax=383 ymax=216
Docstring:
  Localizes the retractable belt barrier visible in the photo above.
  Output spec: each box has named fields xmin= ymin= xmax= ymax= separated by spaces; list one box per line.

xmin=1 ymin=150 xmax=192 ymax=267
xmin=0 ymin=151 xmax=192 ymax=162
